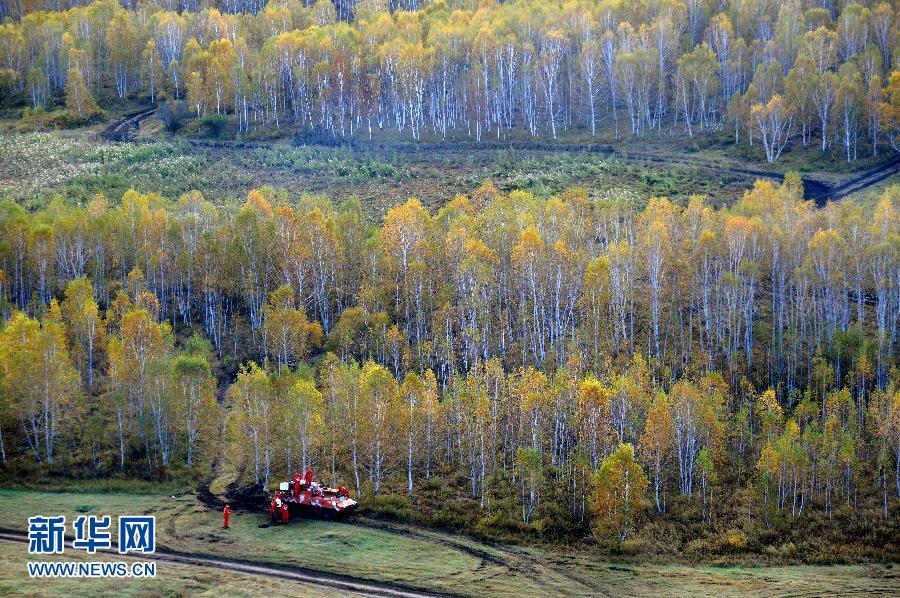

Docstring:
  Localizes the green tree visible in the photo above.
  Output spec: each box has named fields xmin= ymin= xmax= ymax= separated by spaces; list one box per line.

xmin=172 ymin=350 xmax=217 ymax=469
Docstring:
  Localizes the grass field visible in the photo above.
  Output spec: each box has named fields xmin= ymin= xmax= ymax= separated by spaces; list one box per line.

xmin=3 ymin=113 xmax=898 ymax=219
xmin=0 ymin=541 xmax=362 ymax=597
xmin=0 ymin=130 xmax=734 ymax=214
xmin=0 ymin=488 xmax=896 ymax=596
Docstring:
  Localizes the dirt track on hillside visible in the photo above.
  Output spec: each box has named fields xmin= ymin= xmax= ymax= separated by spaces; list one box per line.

xmin=99 ymin=107 xmax=157 ymax=142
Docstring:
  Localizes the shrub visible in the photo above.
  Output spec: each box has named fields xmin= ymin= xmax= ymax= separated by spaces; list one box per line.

xmin=20 ymin=108 xmax=94 ymax=130
xmin=778 ymin=542 xmax=797 ymax=557
xmin=54 ymin=110 xmax=99 ymax=128
xmin=160 ymin=100 xmax=191 ymax=132
xmin=20 ymin=107 xmax=47 ymax=130
xmin=369 ymin=494 xmax=412 ymax=521
xmin=619 ymin=539 xmax=648 ymax=555
xmin=718 ymin=529 xmax=749 ymax=553
xmin=201 ymin=114 xmax=229 ymax=138
xmin=474 ymin=511 xmax=518 ymax=537
xmin=686 ymin=538 xmax=713 ymax=556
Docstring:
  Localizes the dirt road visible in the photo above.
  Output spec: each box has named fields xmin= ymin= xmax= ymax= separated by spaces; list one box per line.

xmin=0 ymin=531 xmax=444 ymax=598
xmin=98 ymin=107 xmax=157 ymax=142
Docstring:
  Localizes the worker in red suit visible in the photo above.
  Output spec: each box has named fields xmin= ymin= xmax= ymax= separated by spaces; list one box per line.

xmin=269 ymin=498 xmax=276 ymax=522
xmin=274 ymin=495 xmax=283 ymax=523
xmin=223 ymin=504 xmax=232 ymax=529
xmin=281 ymin=501 xmax=289 ymax=523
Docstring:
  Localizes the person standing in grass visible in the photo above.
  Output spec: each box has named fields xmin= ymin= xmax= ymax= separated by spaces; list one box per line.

xmin=223 ymin=504 xmax=232 ymax=529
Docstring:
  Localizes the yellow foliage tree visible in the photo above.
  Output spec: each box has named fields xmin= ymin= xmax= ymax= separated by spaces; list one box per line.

xmin=879 ymin=70 xmax=900 ymax=152
xmin=639 ymin=391 xmax=673 ymax=512
xmin=591 ymin=443 xmax=648 ymax=541
xmin=0 ymin=312 xmax=79 ymax=465
xmin=65 ymin=67 xmax=99 ymax=120
xmin=263 ymin=284 xmax=323 ymax=370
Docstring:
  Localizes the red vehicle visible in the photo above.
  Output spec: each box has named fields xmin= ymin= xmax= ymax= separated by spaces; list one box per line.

xmin=269 ymin=469 xmax=357 ymax=522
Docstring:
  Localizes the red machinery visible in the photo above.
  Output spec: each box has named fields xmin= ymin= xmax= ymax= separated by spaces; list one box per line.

xmin=269 ymin=469 xmax=357 ymax=522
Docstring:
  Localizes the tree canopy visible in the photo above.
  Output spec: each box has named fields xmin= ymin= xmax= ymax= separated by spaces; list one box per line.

xmin=1 ymin=0 xmax=898 ymax=160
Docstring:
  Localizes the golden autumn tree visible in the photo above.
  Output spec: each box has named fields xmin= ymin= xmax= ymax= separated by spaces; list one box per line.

xmin=576 ymin=375 xmax=611 ymax=468
xmin=756 ymin=388 xmax=783 ymax=445
xmin=381 ymin=198 xmax=431 ymax=343
xmin=141 ymin=39 xmax=164 ymax=103
xmin=187 ymin=71 xmax=206 ymax=118
xmin=867 ymin=386 xmax=899 ymax=519
xmin=880 ymin=70 xmax=900 ymax=152
xmin=359 ymin=360 xmax=399 ymax=496
xmin=263 ymin=284 xmax=323 ymax=370
xmin=288 ymin=376 xmax=324 ymax=474
xmin=65 ymin=66 xmax=99 ymax=120
xmin=591 ymin=443 xmax=648 ymax=541
xmin=400 ymin=371 xmax=424 ymax=496
xmin=639 ymin=391 xmax=674 ymax=512
xmin=0 ymin=311 xmax=80 ymax=465
xmin=61 ymin=276 xmax=104 ymax=389
xmin=756 ymin=441 xmax=780 ymax=514
xmin=580 ymin=256 xmax=610 ymax=368
xmin=107 ymin=306 xmax=168 ymax=463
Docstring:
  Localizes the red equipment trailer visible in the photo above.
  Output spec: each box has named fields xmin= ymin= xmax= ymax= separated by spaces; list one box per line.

xmin=269 ymin=469 xmax=357 ymax=522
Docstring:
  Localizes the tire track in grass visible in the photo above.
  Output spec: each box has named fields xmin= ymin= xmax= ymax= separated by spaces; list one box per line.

xmin=0 ymin=531 xmax=448 ymax=598
xmin=347 ymin=516 xmax=607 ymax=596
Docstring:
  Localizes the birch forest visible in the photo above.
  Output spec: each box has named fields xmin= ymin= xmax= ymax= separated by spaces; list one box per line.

xmin=0 ymin=177 xmax=897 ymax=543
xmin=0 ymin=0 xmax=898 ymax=553
xmin=1 ymin=0 xmax=899 ymax=161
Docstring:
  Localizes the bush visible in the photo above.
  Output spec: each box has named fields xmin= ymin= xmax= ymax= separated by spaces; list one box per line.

xmin=160 ymin=100 xmax=191 ymax=132
xmin=686 ymin=538 xmax=713 ymax=556
xmin=618 ymin=539 xmax=648 ymax=555
xmin=20 ymin=107 xmax=48 ymax=130
xmin=368 ymin=494 xmax=412 ymax=521
xmin=718 ymin=529 xmax=749 ymax=553
xmin=20 ymin=107 xmax=98 ymax=130
xmin=60 ymin=110 xmax=103 ymax=127
xmin=474 ymin=511 xmax=522 ymax=537
xmin=200 ymin=114 xmax=229 ymax=138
